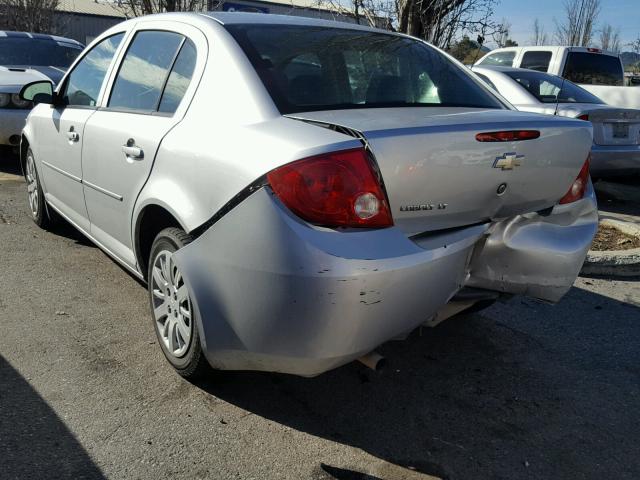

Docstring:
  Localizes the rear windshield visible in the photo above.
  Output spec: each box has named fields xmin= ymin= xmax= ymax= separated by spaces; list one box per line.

xmin=562 ymin=51 xmax=623 ymax=86
xmin=0 ymin=38 xmax=82 ymax=67
xmin=506 ymin=70 xmax=603 ymax=104
xmin=226 ymin=24 xmax=504 ymax=114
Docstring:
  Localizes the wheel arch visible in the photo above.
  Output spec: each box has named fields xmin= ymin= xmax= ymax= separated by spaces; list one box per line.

xmin=20 ymin=133 xmax=31 ymax=176
xmin=134 ymin=202 xmax=189 ymax=281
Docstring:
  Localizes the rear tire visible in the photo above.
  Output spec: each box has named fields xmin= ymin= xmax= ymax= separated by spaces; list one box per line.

xmin=147 ymin=227 xmax=211 ymax=379
xmin=24 ymin=148 xmax=54 ymax=229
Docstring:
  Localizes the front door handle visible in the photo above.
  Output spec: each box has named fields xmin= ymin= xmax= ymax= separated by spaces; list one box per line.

xmin=66 ymin=128 xmax=79 ymax=142
xmin=122 ymin=139 xmax=144 ymax=160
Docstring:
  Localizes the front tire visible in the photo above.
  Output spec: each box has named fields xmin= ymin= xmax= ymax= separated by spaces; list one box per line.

xmin=148 ymin=227 xmax=211 ymax=379
xmin=24 ymin=148 xmax=53 ymax=229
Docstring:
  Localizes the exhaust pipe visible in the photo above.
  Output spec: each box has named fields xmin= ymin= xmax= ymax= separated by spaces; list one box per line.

xmin=357 ymin=351 xmax=386 ymax=371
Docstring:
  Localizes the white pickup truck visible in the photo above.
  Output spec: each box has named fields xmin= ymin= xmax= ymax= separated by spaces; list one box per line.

xmin=475 ymin=46 xmax=640 ymax=109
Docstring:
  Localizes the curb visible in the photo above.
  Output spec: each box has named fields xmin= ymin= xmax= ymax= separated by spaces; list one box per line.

xmin=581 ymin=219 xmax=640 ymax=277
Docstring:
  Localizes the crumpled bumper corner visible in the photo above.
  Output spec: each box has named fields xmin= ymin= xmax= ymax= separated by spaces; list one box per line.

xmin=465 ymin=182 xmax=598 ymax=303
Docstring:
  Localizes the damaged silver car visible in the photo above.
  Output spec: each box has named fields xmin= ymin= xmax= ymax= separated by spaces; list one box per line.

xmin=20 ymin=13 xmax=597 ymax=378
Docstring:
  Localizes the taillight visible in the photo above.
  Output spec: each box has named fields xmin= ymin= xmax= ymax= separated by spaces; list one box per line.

xmin=267 ymin=148 xmax=393 ymax=228
xmin=559 ymin=156 xmax=590 ymax=204
xmin=475 ymin=130 xmax=540 ymax=142
xmin=577 ymin=114 xmax=589 ymax=121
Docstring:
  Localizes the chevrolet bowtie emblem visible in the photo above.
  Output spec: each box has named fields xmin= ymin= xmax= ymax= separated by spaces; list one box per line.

xmin=493 ymin=152 xmax=524 ymax=170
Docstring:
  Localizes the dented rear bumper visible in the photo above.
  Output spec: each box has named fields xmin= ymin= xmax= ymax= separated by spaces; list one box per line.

xmin=466 ymin=181 xmax=598 ymax=302
xmin=173 ymin=185 xmax=597 ymax=376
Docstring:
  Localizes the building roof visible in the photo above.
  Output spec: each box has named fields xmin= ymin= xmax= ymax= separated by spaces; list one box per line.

xmin=56 ymin=0 xmax=350 ymax=19
xmin=57 ymin=0 xmax=127 ymax=18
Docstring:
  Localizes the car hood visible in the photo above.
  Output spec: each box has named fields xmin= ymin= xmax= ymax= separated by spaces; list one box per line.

xmin=0 ymin=65 xmax=66 ymax=92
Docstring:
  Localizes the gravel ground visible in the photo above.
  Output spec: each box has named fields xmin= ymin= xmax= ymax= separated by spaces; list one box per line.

xmin=1 ymin=155 xmax=639 ymax=480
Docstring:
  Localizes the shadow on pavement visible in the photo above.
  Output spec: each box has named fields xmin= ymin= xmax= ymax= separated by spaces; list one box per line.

xmin=196 ymin=286 xmax=640 ymax=479
xmin=0 ymin=149 xmax=96 ymax=248
xmin=594 ymin=178 xmax=640 ymax=218
xmin=0 ymin=146 xmax=21 ymax=176
xmin=0 ymin=355 xmax=105 ymax=479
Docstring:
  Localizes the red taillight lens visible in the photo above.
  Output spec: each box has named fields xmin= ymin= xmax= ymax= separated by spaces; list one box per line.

xmin=475 ymin=130 xmax=540 ymax=142
xmin=559 ymin=156 xmax=590 ymax=204
xmin=577 ymin=114 xmax=589 ymax=121
xmin=267 ymin=148 xmax=393 ymax=228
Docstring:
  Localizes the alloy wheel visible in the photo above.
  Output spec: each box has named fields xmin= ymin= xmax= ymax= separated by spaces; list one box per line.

xmin=25 ymin=152 xmax=39 ymax=218
xmin=150 ymin=250 xmax=193 ymax=358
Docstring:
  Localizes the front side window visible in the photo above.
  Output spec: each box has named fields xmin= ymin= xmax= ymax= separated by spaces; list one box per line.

xmin=63 ymin=33 xmax=124 ymax=107
xmin=520 ymin=51 xmax=552 ymax=72
xmin=109 ymin=31 xmax=185 ymax=112
xmin=226 ymin=25 xmax=503 ymax=114
xmin=479 ymin=51 xmax=516 ymax=67
xmin=506 ymin=70 xmax=602 ymax=104
xmin=563 ymin=52 xmax=623 ymax=86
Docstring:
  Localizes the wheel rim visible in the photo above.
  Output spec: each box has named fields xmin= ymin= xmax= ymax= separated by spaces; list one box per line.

xmin=151 ymin=250 xmax=193 ymax=358
xmin=25 ymin=153 xmax=38 ymax=218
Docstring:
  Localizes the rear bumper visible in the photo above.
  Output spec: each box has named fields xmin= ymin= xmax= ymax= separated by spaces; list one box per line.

xmin=466 ymin=182 xmax=598 ymax=302
xmin=0 ymin=109 xmax=28 ymax=146
xmin=590 ymin=143 xmax=640 ymax=176
xmin=173 ymin=186 xmax=597 ymax=376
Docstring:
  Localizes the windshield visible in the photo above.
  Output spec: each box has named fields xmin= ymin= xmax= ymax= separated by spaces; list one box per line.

xmin=0 ymin=38 xmax=82 ymax=67
xmin=226 ymin=24 xmax=504 ymax=114
xmin=506 ymin=70 xmax=603 ymax=104
xmin=562 ymin=51 xmax=623 ymax=86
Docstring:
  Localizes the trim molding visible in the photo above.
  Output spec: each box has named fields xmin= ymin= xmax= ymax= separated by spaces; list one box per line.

xmin=42 ymin=160 xmax=81 ymax=183
xmin=83 ymin=179 xmax=123 ymax=201
xmin=42 ymin=161 xmax=123 ymax=201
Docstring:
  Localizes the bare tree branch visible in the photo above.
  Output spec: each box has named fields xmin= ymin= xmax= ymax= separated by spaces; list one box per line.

xmin=554 ymin=0 xmax=600 ymax=46
xmin=599 ymin=23 xmax=620 ymax=52
xmin=0 ymin=0 xmax=60 ymax=33
xmin=531 ymin=18 xmax=548 ymax=46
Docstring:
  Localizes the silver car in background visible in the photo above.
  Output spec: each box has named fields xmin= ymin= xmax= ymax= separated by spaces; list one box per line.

xmin=20 ymin=13 xmax=597 ymax=379
xmin=0 ymin=31 xmax=83 ymax=148
xmin=473 ymin=65 xmax=640 ymax=177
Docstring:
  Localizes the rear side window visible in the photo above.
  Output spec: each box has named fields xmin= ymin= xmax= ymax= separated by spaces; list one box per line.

xmin=226 ymin=25 xmax=503 ymax=114
xmin=109 ymin=31 xmax=184 ymax=111
xmin=158 ymin=39 xmax=197 ymax=114
xmin=520 ymin=51 xmax=552 ymax=72
xmin=475 ymin=73 xmax=497 ymax=91
xmin=563 ymin=52 xmax=623 ymax=86
xmin=478 ymin=51 xmax=515 ymax=67
xmin=506 ymin=70 xmax=602 ymax=104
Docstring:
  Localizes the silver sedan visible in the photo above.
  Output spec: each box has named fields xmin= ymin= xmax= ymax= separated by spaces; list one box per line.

xmin=20 ymin=13 xmax=596 ymax=378
xmin=473 ymin=65 xmax=640 ymax=177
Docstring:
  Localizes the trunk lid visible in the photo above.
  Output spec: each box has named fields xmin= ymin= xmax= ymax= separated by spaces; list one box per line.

xmin=288 ymin=107 xmax=592 ymax=235
xmin=582 ymin=107 xmax=640 ymax=146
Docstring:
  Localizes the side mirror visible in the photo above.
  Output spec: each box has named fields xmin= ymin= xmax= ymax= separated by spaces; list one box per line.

xmin=19 ymin=80 xmax=55 ymax=105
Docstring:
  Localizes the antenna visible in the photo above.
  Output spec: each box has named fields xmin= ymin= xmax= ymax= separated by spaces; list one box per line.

xmin=554 ymin=75 xmax=566 ymax=116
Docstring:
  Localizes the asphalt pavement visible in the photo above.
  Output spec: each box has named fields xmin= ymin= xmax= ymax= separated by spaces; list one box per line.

xmin=1 ymin=153 xmax=639 ymax=480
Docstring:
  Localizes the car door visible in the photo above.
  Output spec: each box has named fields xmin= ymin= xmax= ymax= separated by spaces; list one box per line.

xmin=81 ymin=22 xmax=205 ymax=268
xmin=36 ymin=33 xmax=126 ymax=231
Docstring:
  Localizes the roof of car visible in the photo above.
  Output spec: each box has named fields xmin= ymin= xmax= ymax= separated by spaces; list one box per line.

xmin=473 ymin=65 xmax=562 ymax=77
xmin=200 ymin=11 xmax=386 ymax=33
xmin=0 ymin=30 xmax=83 ymax=47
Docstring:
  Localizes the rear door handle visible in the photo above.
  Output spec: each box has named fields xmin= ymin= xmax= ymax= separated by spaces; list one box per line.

xmin=122 ymin=139 xmax=144 ymax=160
